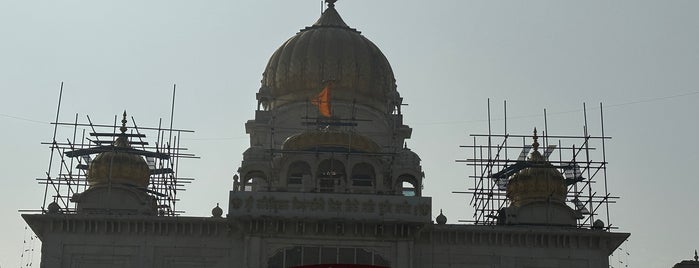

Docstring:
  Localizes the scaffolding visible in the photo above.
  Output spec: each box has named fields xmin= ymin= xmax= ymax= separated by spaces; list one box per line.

xmin=32 ymin=84 xmax=196 ymax=216
xmin=455 ymin=100 xmax=617 ymax=230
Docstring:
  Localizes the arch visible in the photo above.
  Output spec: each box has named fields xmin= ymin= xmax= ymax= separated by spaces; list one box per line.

xmin=287 ymin=160 xmax=312 ymax=187
xmin=242 ymin=170 xmax=269 ymax=192
xmin=317 ymin=159 xmax=346 ymax=193
xmin=351 ymin=162 xmax=376 ymax=187
xmin=396 ymin=174 xmax=420 ymax=197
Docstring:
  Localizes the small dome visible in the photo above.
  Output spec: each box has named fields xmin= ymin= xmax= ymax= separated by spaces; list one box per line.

xmin=282 ymin=130 xmax=381 ymax=153
xmin=87 ymin=113 xmax=150 ymax=188
xmin=395 ymin=147 xmax=422 ymax=166
xmin=260 ymin=2 xmax=398 ymax=113
xmin=506 ymin=130 xmax=567 ymax=207
xmin=593 ymin=219 xmax=605 ymax=230
xmin=242 ymin=146 xmax=269 ymax=161
xmin=436 ymin=209 xmax=447 ymax=225
xmin=47 ymin=201 xmax=61 ymax=214
xmin=212 ymin=203 xmax=223 ymax=218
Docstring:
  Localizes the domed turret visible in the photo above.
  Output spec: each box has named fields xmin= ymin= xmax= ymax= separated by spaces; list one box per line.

xmin=87 ymin=112 xmax=150 ymax=188
xmin=499 ymin=129 xmax=578 ymax=226
xmin=506 ymin=129 xmax=567 ymax=207
xmin=259 ymin=0 xmax=399 ymax=113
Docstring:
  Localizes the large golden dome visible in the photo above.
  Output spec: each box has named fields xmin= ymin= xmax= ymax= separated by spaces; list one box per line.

xmin=87 ymin=114 xmax=150 ymax=188
xmin=260 ymin=2 xmax=398 ymax=112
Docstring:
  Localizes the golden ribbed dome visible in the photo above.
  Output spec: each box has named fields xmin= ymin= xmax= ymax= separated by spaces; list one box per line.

xmin=282 ymin=130 xmax=381 ymax=153
xmin=87 ymin=114 xmax=150 ymax=188
xmin=506 ymin=131 xmax=567 ymax=207
xmin=259 ymin=2 xmax=398 ymax=113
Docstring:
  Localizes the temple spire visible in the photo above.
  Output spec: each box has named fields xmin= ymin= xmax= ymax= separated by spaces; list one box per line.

xmin=326 ymin=0 xmax=337 ymax=8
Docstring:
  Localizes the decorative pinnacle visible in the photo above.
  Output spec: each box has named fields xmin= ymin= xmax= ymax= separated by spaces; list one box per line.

xmin=120 ymin=110 xmax=128 ymax=134
xmin=326 ymin=0 xmax=337 ymax=8
xmin=694 ymin=249 xmax=698 ymax=261
xmin=532 ymin=127 xmax=540 ymax=151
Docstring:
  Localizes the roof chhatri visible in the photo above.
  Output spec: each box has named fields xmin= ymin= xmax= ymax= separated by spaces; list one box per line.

xmin=86 ymin=111 xmax=151 ymax=188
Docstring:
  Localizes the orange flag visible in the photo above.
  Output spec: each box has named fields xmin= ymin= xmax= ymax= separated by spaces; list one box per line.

xmin=311 ymin=83 xmax=332 ymax=117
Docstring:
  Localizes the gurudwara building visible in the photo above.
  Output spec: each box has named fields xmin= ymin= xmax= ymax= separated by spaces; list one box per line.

xmin=23 ymin=1 xmax=629 ymax=267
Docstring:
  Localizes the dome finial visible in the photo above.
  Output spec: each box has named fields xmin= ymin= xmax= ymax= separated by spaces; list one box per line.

xmin=532 ymin=127 xmax=540 ymax=151
xmin=120 ymin=110 xmax=128 ymax=134
xmin=694 ymin=249 xmax=698 ymax=261
xmin=326 ymin=0 xmax=338 ymax=8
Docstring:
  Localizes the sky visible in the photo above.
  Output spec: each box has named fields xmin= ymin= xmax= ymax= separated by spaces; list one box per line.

xmin=1 ymin=0 xmax=698 ymax=267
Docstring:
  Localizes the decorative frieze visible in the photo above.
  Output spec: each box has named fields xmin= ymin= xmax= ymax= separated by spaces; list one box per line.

xmin=229 ymin=191 xmax=431 ymax=223
xmin=23 ymin=215 xmax=230 ymax=238
xmin=422 ymin=225 xmax=627 ymax=254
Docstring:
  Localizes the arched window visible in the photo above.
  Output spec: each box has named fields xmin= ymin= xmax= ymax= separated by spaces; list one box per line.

xmin=397 ymin=174 xmax=419 ymax=197
xmin=317 ymin=159 xmax=345 ymax=193
xmin=351 ymin=163 xmax=375 ymax=187
xmin=287 ymin=161 xmax=312 ymax=187
xmin=243 ymin=171 xmax=267 ymax=192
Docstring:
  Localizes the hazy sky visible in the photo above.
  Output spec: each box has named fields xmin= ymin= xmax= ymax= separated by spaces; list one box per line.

xmin=1 ymin=1 xmax=698 ymax=267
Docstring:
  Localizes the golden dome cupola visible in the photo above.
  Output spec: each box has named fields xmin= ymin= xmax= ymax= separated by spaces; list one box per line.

xmin=87 ymin=111 xmax=151 ymax=187
xmin=505 ymin=129 xmax=567 ymax=207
